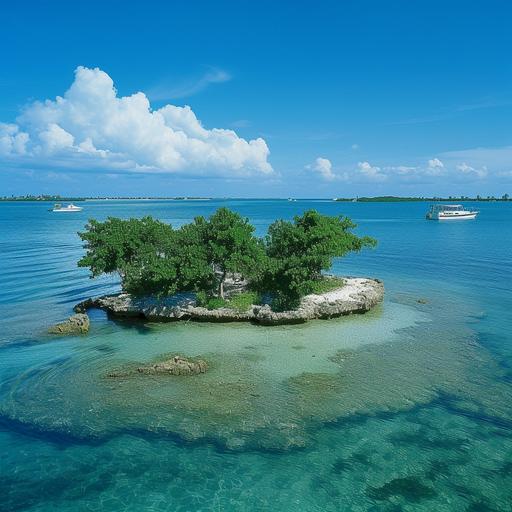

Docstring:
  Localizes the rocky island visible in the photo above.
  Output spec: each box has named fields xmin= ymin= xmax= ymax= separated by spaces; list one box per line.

xmin=71 ymin=207 xmax=381 ymax=329
xmin=75 ymin=277 xmax=383 ymax=325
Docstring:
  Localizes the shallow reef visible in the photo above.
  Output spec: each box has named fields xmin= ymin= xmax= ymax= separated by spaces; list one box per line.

xmin=2 ymin=299 xmax=511 ymax=454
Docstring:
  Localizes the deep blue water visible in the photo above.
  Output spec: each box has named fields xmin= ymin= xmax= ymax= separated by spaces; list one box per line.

xmin=1 ymin=199 xmax=511 ymax=511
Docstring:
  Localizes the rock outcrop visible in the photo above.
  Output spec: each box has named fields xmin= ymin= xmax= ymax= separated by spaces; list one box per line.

xmin=75 ymin=277 xmax=384 ymax=326
xmin=48 ymin=313 xmax=90 ymax=335
xmin=137 ymin=355 xmax=208 ymax=376
xmin=107 ymin=355 xmax=208 ymax=378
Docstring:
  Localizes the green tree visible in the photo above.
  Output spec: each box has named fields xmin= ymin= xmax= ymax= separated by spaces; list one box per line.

xmin=78 ymin=216 xmax=174 ymax=285
xmin=261 ymin=210 xmax=376 ymax=309
xmin=78 ymin=208 xmax=376 ymax=308
xmin=201 ymin=208 xmax=266 ymax=298
xmin=79 ymin=216 xmax=215 ymax=297
xmin=174 ymin=220 xmax=214 ymax=293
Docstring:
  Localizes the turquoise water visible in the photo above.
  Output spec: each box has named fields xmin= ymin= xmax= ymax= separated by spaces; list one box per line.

xmin=1 ymin=199 xmax=511 ymax=511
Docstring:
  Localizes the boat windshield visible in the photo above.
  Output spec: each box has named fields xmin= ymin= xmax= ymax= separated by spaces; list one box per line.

xmin=431 ymin=204 xmax=463 ymax=212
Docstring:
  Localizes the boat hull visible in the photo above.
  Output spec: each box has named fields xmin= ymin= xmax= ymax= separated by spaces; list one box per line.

xmin=427 ymin=212 xmax=478 ymax=220
xmin=438 ymin=213 xmax=477 ymax=220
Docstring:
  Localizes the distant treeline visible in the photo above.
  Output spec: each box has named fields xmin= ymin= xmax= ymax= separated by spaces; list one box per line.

xmin=87 ymin=197 xmax=213 ymax=200
xmin=3 ymin=194 xmax=510 ymax=202
xmin=335 ymin=195 xmax=510 ymax=202
xmin=0 ymin=195 xmax=211 ymax=202
xmin=0 ymin=195 xmax=85 ymax=202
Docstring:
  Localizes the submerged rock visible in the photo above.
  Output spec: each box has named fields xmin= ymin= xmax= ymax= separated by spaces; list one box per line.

xmin=75 ymin=277 xmax=384 ymax=326
xmin=48 ymin=313 xmax=90 ymax=335
xmin=108 ymin=355 xmax=208 ymax=378
xmin=137 ymin=356 xmax=208 ymax=376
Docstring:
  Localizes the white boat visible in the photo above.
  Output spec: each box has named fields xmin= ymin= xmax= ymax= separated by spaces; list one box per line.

xmin=426 ymin=204 xmax=478 ymax=220
xmin=51 ymin=203 xmax=83 ymax=212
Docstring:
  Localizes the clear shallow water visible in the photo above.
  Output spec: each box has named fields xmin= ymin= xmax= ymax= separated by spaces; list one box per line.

xmin=1 ymin=199 xmax=511 ymax=511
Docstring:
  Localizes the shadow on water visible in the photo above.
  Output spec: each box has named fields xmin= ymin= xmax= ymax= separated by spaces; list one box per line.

xmin=0 ymin=461 xmax=120 ymax=512
xmin=105 ymin=314 xmax=155 ymax=334
xmin=367 ymin=476 xmax=437 ymax=503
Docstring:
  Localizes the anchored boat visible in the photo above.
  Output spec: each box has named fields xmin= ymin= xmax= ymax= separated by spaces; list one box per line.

xmin=51 ymin=203 xmax=83 ymax=212
xmin=426 ymin=204 xmax=478 ymax=220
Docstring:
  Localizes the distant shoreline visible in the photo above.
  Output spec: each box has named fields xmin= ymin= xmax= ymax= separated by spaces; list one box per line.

xmin=1 ymin=195 xmax=510 ymax=203
xmin=334 ymin=195 xmax=510 ymax=203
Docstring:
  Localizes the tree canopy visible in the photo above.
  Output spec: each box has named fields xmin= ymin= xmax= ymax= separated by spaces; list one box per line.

xmin=261 ymin=210 xmax=376 ymax=308
xmin=201 ymin=208 xmax=266 ymax=298
xmin=77 ymin=216 xmax=173 ymax=281
xmin=78 ymin=208 xmax=376 ymax=309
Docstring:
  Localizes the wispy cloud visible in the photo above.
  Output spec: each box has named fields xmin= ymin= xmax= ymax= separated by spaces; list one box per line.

xmin=388 ymin=97 xmax=512 ymax=126
xmin=456 ymin=162 xmax=488 ymax=178
xmin=230 ymin=119 xmax=252 ymax=128
xmin=146 ymin=67 xmax=231 ymax=100
xmin=440 ymin=146 xmax=512 ymax=174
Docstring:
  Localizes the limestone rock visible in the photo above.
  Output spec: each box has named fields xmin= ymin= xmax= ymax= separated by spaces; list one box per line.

xmin=136 ymin=356 xmax=208 ymax=376
xmin=75 ymin=277 xmax=384 ymax=326
xmin=48 ymin=313 xmax=90 ymax=335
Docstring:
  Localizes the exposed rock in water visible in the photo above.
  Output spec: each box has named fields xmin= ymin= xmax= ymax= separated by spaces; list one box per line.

xmin=107 ymin=356 xmax=208 ymax=378
xmin=48 ymin=313 xmax=90 ymax=335
xmin=137 ymin=356 xmax=208 ymax=376
xmin=75 ymin=277 xmax=384 ymax=326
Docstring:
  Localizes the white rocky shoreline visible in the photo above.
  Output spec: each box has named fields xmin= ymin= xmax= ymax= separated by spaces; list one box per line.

xmin=73 ymin=277 xmax=384 ymax=326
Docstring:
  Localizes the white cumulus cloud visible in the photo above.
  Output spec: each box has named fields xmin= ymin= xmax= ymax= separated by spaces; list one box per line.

xmin=357 ymin=161 xmax=387 ymax=182
xmin=0 ymin=66 xmax=273 ymax=177
xmin=0 ymin=123 xmax=29 ymax=155
xmin=308 ymin=157 xmax=337 ymax=181
xmin=456 ymin=162 xmax=488 ymax=178
xmin=428 ymin=158 xmax=444 ymax=169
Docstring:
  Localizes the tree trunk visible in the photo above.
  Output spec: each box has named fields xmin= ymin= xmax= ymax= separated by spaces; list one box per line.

xmin=218 ymin=271 xmax=226 ymax=299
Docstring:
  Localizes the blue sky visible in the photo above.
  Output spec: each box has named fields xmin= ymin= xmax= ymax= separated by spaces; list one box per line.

xmin=1 ymin=0 xmax=512 ymax=197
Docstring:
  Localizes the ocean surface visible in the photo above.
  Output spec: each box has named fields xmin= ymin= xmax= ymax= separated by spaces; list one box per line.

xmin=1 ymin=199 xmax=511 ymax=511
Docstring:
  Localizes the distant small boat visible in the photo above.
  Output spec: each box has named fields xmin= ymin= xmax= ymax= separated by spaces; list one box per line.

xmin=51 ymin=203 xmax=83 ymax=212
xmin=426 ymin=204 xmax=478 ymax=220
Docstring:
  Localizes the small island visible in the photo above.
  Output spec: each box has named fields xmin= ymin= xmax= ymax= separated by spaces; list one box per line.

xmin=72 ymin=208 xmax=383 ymax=327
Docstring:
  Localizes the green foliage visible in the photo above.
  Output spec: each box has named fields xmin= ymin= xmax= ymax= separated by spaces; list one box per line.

xmin=201 ymin=208 xmax=266 ymax=298
xmin=196 ymin=291 xmax=261 ymax=311
xmin=78 ymin=216 xmax=174 ymax=279
xmin=78 ymin=216 xmax=213 ymax=297
xmin=78 ymin=208 xmax=375 ymax=309
xmin=227 ymin=291 xmax=262 ymax=312
xmin=173 ymin=221 xmax=214 ymax=293
xmin=310 ymin=276 xmax=345 ymax=295
xmin=196 ymin=291 xmax=228 ymax=310
xmin=260 ymin=210 xmax=376 ymax=310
